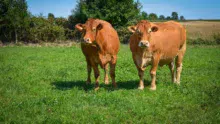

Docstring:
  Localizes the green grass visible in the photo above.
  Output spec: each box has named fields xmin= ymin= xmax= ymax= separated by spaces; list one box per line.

xmin=0 ymin=45 xmax=220 ymax=123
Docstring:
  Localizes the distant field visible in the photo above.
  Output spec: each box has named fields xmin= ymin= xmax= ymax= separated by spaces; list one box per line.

xmin=0 ymin=45 xmax=219 ymax=123
xmin=181 ymin=21 xmax=220 ymax=40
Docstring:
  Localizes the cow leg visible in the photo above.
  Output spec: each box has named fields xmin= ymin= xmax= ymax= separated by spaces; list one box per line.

xmin=110 ymin=56 xmax=117 ymax=88
xmin=93 ymin=63 xmax=100 ymax=90
xmin=138 ymin=68 xmax=145 ymax=90
xmin=150 ymin=57 xmax=160 ymax=90
xmin=168 ymin=61 xmax=176 ymax=83
xmin=104 ymin=63 xmax=109 ymax=85
xmin=86 ymin=61 xmax=92 ymax=85
xmin=175 ymin=55 xmax=183 ymax=85
xmin=175 ymin=43 xmax=186 ymax=85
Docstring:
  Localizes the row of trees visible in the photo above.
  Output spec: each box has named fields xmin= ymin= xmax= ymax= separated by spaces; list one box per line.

xmin=0 ymin=0 xmax=186 ymax=43
xmin=141 ymin=12 xmax=185 ymax=21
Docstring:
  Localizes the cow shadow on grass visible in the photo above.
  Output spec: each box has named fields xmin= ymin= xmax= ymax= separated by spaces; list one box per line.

xmin=51 ymin=80 xmax=151 ymax=91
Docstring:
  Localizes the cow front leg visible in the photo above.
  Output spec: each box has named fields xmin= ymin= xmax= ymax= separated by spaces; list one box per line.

xmin=138 ymin=68 xmax=145 ymax=90
xmin=93 ymin=64 xmax=100 ymax=90
xmin=86 ymin=62 xmax=92 ymax=85
xmin=104 ymin=63 xmax=109 ymax=85
xmin=168 ymin=61 xmax=176 ymax=83
xmin=150 ymin=56 xmax=160 ymax=90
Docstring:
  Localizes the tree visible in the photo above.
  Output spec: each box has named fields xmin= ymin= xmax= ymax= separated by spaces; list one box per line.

xmin=70 ymin=0 xmax=142 ymax=27
xmin=48 ymin=13 xmax=55 ymax=24
xmin=166 ymin=16 xmax=171 ymax=20
xmin=159 ymin=15 xmax=165 ymax=20
xmin=55 ymin=17 xmax=68 ymax=28
xmin=180 ymin=15 xmax=185 ymax=21
xmin=0 ymin=0 xmax=30 ymax=43
xmin=148 ymin=13 xmax=158 ymax=20
xmin=171 ymin=12 xmax=178 ymax=20
xmin=141 ymin=11 xmax=148 ymax=19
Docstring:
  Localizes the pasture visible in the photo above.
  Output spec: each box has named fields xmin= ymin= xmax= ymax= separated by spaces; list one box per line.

xmin=0 ymin=44 xmax=219 ymax=123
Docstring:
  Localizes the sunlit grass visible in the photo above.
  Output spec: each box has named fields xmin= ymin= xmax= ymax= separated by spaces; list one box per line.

xmin=0 ymin=45 xmax=219 ymax=123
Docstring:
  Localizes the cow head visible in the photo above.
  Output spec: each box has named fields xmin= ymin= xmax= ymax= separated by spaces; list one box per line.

xmin=75 ymin=18 xmax=103 ymax=44
xmin=128 ymin=20 xmax=158 ymax=48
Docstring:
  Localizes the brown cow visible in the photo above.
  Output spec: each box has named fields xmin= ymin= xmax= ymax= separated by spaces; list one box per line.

xmin=75 ymin=18 xmax=120 ymax=90
xmin=128 ymin=20 xmax=186 ymax=90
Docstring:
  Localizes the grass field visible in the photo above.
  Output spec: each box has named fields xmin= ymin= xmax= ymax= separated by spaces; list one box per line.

xmin=0 ymin=45 xmax=220 ymax=123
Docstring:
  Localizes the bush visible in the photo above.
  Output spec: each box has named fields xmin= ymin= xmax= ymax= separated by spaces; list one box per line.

xmin=27 ymin=17 xmax=65 ymax=42
xmin=187 ymin=38 xmax=218 ymax=45
xmin=116 ymin=27 xmax=131 ymax=44
xmin=213 ymin=33 xmax=220 ymax=45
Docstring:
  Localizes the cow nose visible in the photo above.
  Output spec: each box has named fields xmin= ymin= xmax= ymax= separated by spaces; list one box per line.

xmin=83 ymin=38 xmax=90 ymax=43
xmin=139 ymin=41 xmax=150 ymax=47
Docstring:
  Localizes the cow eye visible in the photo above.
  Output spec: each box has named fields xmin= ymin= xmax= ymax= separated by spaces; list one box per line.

xmin=92 ymin=28 xmax=96 ymax=32
xmin=136 ymin=29 xmax=141 ymax=34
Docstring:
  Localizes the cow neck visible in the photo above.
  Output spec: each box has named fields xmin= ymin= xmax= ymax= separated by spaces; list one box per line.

xmin=94 ymin=39 xmax=105 ymax=55
xmin=94 ymin=28 xmax=106 ymax=55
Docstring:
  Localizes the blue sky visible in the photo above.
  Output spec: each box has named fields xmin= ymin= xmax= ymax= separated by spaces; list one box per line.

xmin=27 ymin=0 xmax=220 ymax=19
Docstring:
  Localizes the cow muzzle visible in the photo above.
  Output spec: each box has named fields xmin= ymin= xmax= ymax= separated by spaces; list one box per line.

xmin=83 ymin=38 xmax=92 ymax=44
xmin=139 ymin=41 xmax=150 ymax=48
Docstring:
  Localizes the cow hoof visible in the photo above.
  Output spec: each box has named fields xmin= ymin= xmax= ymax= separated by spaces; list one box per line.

xmin=94 ymin=87 xmax=100 ymax=91
xmin=112 ymin=83 xmax=117 ymax=88
xmin=86 ymin=80 xmax=91 ymax=85
xmin=174 ymin=81 xmax=180 ymax=85
xmin=138 ymin=86 xmax=144 ymax=90
xmin=86 ymin=82 xmax=91 ymax=85
xmin=150 ymin=86 xmax=156 ymax=91
xmin=104 ymin=81 xmax=109 ymax=85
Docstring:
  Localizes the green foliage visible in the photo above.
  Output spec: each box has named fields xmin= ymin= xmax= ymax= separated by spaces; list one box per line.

xmin=213 ymin=33 xmax=220 ymax=44
xmin=166 ymin=16 xmax=171 ymax=20
xmin=55 ymin=17 xmax=68 ymax=28
xmin=0 ymin=0 xmax=188 ymax=43
xmin=171 ymin=12 xmax=178 ymax=20
xmin=187 ymin=35 xmax=220 ymax=45
xmin=148 ymin=13 xmax=158 ymax=20
xmin=27 ymin=16 xmax=65 ymax=42
xmin=48 ymin=13 xmax=55 ymax=24
xmin=71 ymin=0 xmax=142 ymax=27
xmin=141 ymin=11 xmax=148 ymax=20
xmin=0 ymin=0 xmax=30 ymax=43
xmin=159 ymin=15 xmax=165 ymax=20
xmin=116 ymin=27 xmax=132 ymax=44
xmin=0 ymin=45 xmax=219 ymax=123
xmin=180 ymin=15 xmax=185 ymax=21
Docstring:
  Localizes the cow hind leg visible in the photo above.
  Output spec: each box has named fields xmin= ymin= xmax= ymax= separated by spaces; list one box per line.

xmin=168 ymin=60 xmax=176 ymax=83
xmin=104 ymin=63 xmax=109 ymax=85
xmin=92 ymin=63 xmax=100 ymax=90
xmin=175 ymin=56 xmax=182 ymax=85
xmin=175 ymin=43 xmax=186 ymax=85
xmin=110 ymin=56 xmax=117 ymax=88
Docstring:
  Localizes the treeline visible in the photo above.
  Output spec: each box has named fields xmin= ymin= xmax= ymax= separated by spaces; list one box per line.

xmin=0 ymin=0 xmax=185 ymax=43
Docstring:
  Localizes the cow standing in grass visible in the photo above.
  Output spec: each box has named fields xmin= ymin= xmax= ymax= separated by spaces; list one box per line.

xmin=75 ymin=18 xmax=120 ymax=90
xmin=128 ymin=20 xmax=186 ymax=90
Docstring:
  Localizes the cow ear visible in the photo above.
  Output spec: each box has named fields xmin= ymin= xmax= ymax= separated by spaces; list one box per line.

xmin=97 ymin=23 xmax=103 ymax=30
xmin=151 ymin=26 xmax=158 ymax=32
xmin=128 ymin=26 xmax=136 ymax=33
xmin=75 ymin=23 xmax=84 ymax=32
